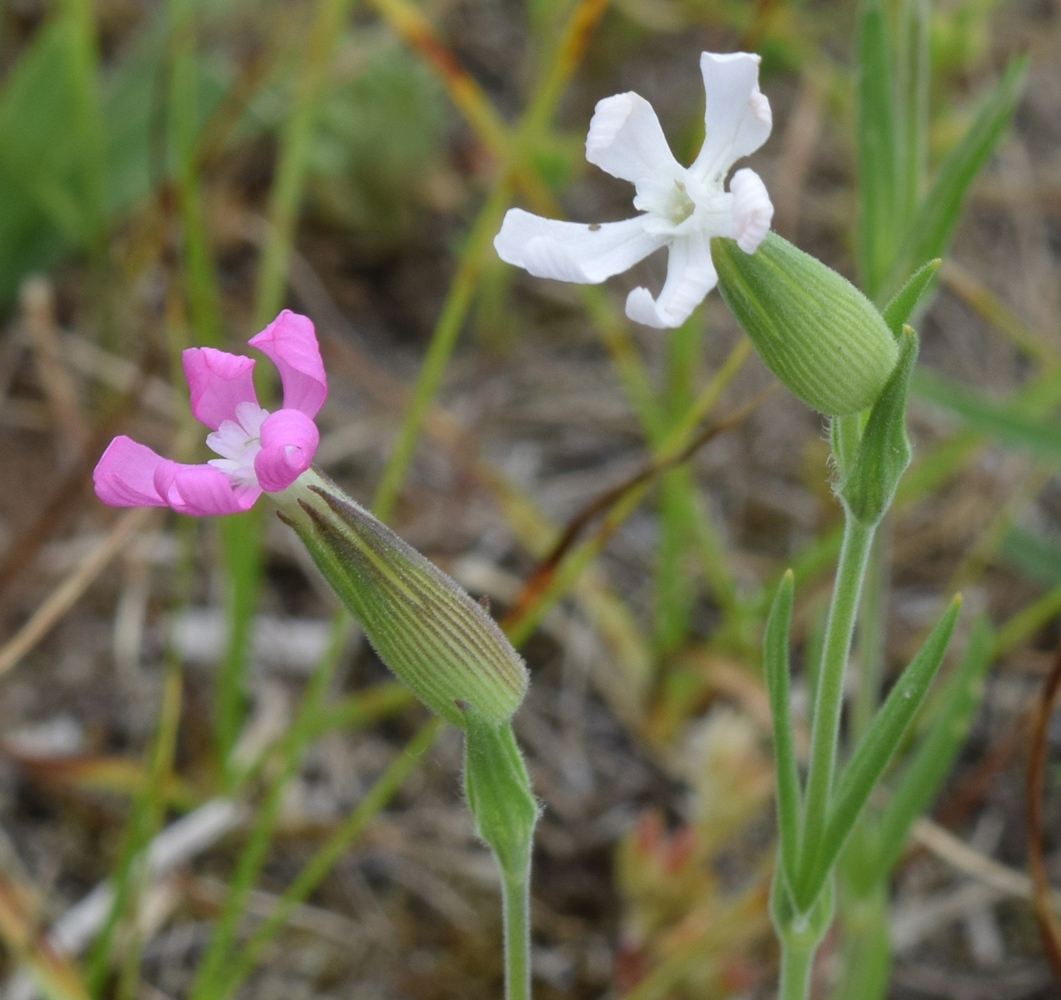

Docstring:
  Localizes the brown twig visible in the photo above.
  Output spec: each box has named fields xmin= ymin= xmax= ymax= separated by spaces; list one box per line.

xmin=1026 ymin=638 xmax=1061 ymax=987
xmin=500 ymin=388 xmax=773 ymax=631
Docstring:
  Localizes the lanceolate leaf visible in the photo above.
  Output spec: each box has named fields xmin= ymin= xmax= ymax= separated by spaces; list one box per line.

xmin=881 ymin=258 xmax=940 ymax=336
xmin=913 ymin=367 xmax=1061 ymax=457
xmin=803 ymin=595 xmax=962 ymax=899
xmin=839 ymin=328 xmax=918 ymax=527
xmin=1001 ymin=528 xmax=1061 ymax=586
xmin=874 ymin=614 xmax=994 ymax=879
xmin=764 ymin=570 xmax=801 ymax=888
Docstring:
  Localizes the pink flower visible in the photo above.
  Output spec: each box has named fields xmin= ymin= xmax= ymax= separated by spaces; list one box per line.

xmin=93 ymin=311 xmax=327 ymax=516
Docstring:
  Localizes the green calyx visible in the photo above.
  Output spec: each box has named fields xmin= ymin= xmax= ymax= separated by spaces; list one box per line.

xmin=711 ymin=233 xmax=899 ymax=416
xmin=275 ymin=470 xmax=528 ymax=729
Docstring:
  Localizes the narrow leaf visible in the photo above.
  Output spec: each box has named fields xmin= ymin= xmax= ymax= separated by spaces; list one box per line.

xmin=856 ymin=0 xmax=900 ymax=297
xmin=913 ymin=367 xmax=1061 ymax=456
xmin=840 ymin=327 xmax=918 ymax=527
xmin=874 ymin=614 xmax=993 ymax=878
xmin=881 ymin=258 xmax=940 ymax=336
xmin=1001 ymin=527 xmax=1061 ymax=585
xmin=764 ymin=570 xmax=801 ymax=888
xmin=894 ymin=0 xmax=930 ymax=227
xmin=894 ymin=54 xmax=1028 ymax=285
xmin=804 ymin=595 xmax=962 ymax=898
xmin=463 ymin=711 xmax=539 ymax=878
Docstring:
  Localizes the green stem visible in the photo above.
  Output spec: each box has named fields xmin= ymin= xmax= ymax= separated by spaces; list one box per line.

xmin=779 ymin=936 xmax=815 ymax=1000
xmin=853 ymin=526 xmax=888 ymax=743
xmin=799 ymin=512 xmax=875 ymax=903
xmin=502 ymin=863 xmax=532 ymax=1000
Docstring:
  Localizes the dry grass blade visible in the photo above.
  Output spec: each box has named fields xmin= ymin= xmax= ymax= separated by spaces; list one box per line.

xmin=0 ymin=874 xmax=90 ymax=1000
xmin=910 ymin=817 xmax=1061 ymax=915
xmin=20 ymin=276 xmax=88 ymax=462
xmin=0 ymin=508 xmax=154 ymax=678
xmin=1026 ymin=640 xmax=1061 ymax=987
xmin=501 ymin=387 xmax=774 ymax=632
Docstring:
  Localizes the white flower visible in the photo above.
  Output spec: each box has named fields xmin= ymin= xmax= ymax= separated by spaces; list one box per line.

xmin=494 ymin=52 xmax=774 ymax=329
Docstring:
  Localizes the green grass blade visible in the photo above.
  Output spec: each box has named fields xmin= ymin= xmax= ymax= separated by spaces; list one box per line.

xmin=803 ymin=595 xmax=961 ymax=900
xmin=187 ymin=616 xmax=350 ymax=1000
xmin=764 ymin=570 xmax=802 ymax=890
xmin=893 ymin=54 xmax=1028 ymax=286
xmin=874 ymin=614 xmax=993 ymax=879
xmin=202 ymin=719 xmax=444 ymax=1000
xmin=856 ymin=0 xmax=900 ymax=298
xmin=1000 ymin=527 xmax=1061 ymax=585
xmin=216 ymin=508 xmax=264 ymax=780
xmin=894 ymin=0 xmax=930 ymax=227
xmin=255 ymin=0 xmax=354 ymax=326
xmin=653 ymin=317 xmax=702 ymax=653
xmin=913 ymin=367 xmax=1061 ymax=457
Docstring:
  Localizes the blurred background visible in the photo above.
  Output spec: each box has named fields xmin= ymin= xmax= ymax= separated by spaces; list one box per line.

xmin=0 ymin=0 xmax=1060 ymax=998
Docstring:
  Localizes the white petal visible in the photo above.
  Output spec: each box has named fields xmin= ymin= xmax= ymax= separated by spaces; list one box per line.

xmin=206 ymin=419 xmax=252 ymax=461
xmin=690 ymin=52 xmax=772 ymax=182
xmin=585 ymin=93 xmax=684 ymax=187
xmin=729 ymin=168 xmax=773 ymax=253
xmin=494 ymin=209 xmax=665 ymax=284
xmin=624 ymin=233 xmax=717 ymax=328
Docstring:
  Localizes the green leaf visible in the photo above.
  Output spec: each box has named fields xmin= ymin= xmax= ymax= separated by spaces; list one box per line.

xmin=764 ymin=570 xmax=801 ymax=889
xmin=892 ymin=54 xmax=1028 ymax=288
xmin=881 ymin=258 xmax=940 ymax=336
xmin=913 ymin=367 xmax=1061 ymax=457
xmin=856 ymin=0 xmax=900 ymax=298
xmin=803 ymin=595 xmax=962 ymax=899
xmin=1000 ymin=528 xmax=1061 ymax=585
xmin=874 ymin=614 xmax=993 ymax=879
xmin=894 ymin=0 xmax=930 ymax=228
xmin=839 ymin=327 xmax=918 ymax=526
xmin=463 ymin=711 xmax=539 ymax=879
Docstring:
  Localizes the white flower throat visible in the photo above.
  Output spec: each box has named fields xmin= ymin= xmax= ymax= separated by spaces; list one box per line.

xmin=206 ymin=400 xmax=270 ymax=486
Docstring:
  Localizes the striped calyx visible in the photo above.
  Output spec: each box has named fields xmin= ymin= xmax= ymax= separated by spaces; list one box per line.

xmin=275 ymin=471 xmax=528 ymax=728
xmin=711 ymin=233 xmax=899 ymax=416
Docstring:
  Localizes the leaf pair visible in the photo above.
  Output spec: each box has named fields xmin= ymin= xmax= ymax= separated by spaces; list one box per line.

xmin=765 ymin=565 xmax=962 ymax=912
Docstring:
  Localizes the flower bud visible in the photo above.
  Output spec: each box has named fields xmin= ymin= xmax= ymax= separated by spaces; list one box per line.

xmin=274 ymin=471 xmax=528 ymax=729
xmin=710 ymin=234 xmax=899 ymax=416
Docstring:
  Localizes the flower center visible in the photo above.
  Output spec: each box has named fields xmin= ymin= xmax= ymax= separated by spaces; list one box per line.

xmin=206 ymin=401 xmax=270 ymax=486
xmin=666 ymin=180 xmax=696 ymax=225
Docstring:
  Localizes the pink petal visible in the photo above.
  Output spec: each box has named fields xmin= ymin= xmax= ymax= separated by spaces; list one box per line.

xmin=183 ymin=348 xmax=258 ymax=431
xmin=248 ymin=311 xmax=327 ymax=419
xmin=93 ymin=436 xmax=169 ymax=507
xmin=253 ymin=409 xmax=319 ymax=492
xmin=153 ymin=461 xmax=261 ymax=516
